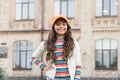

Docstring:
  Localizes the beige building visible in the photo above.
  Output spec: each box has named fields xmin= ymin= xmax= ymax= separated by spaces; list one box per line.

xmin=0 ymin=0 xmax=120 ymax=80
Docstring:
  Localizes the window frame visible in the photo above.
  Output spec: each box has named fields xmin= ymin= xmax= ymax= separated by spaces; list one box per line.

xmin=13 ymin=40 xmax=33 ymax=70
xmin=95 ymin=0 xmax=118 ymax=17
xmin=54 ymin=0 xmax=74 ymax=19
xmin=15 ymin=0 xmax=35 ymax=20
xmin=95 ymin=39 xmax=118 ymax=70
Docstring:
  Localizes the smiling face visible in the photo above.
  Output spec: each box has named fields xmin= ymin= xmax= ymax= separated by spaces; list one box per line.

xmin=54 ymin=18 xmax=68 ymax=37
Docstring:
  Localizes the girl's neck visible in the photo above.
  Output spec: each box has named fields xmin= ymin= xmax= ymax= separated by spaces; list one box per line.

xmin=57 ymin=35 xmax=64 ymax=40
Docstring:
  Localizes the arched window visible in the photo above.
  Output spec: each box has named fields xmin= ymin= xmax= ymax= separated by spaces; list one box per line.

xmin=13 ymin=40 xmax=33 ymax=70
xmin=95 ymin=39 xmax=117 ymax=70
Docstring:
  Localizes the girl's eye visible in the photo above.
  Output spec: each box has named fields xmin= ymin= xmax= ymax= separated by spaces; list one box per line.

xmin=55 ymin=22 xmax=67 ymax=26
xmin=63 ymin=23 xmax=66 ymax=26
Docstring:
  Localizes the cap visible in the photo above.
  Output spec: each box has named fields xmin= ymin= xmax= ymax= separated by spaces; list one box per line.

xmin=51 ymin=15 xmax=68 ymax=25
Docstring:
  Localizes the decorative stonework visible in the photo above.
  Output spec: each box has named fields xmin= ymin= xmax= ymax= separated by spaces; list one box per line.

xmin=93 ymin=71 xmax=118 ymax=77
xmin=14 ymin=21 xmax=34 ymax=30
xmin=93 ymin=17 xmax=118 ymax=27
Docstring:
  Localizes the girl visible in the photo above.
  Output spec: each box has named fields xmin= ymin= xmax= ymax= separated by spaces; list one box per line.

xmin=32 ymin=15 xmax=82 ymax=80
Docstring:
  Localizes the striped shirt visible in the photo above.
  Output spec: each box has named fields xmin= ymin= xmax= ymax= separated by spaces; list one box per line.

xmin=54 ymin=39 xmax=70 ymax=79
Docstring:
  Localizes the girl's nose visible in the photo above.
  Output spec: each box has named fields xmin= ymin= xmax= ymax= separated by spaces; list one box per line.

xmin=59 ymin=24 xmax=64 ymax=27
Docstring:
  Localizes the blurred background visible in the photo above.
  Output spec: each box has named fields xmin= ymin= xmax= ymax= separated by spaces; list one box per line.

xmin=0 ymin=0 xmax=120 ymax=80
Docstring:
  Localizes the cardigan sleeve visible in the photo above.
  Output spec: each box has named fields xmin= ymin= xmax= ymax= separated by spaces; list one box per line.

xmin=74 ymin=40 xmax=82 ymax=80
xmin=32 ymin=41 xmax=46 ymax=70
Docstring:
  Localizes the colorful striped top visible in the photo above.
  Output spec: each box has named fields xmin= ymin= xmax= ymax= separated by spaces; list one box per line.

xmin=32 ymin=57 xmax=45 ymax=70
xmin=54 ymin=39 xmax=70 ymax=79
xmin=74 ymin=66 xmax=81 ymax=80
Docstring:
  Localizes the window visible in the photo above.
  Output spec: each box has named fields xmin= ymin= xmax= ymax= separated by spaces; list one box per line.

xmin=95 ymin=39 xmax=117 ymax=70
xmin=54 ymin=0 xmax=74 ymax=18
xmin=16 ymin=0 xmax=34 ymax=20
xmin=13 ymin=40 xmax=33 ymax=70
xmin=96 ymin=0 xmax=117 ymax=17
xmin=0 ymin=47 xmax=7 ymax=58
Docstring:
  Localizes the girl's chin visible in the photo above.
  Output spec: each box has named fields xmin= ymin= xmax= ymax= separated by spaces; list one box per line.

xmin=57 ymin=31 xmax=66 ymax=34
xmin=57 ymin=34 xmax=65 ymax=36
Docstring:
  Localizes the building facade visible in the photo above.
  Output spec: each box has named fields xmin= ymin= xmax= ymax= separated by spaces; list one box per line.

xmin=0 ymin=0 xmax=120 ymax=80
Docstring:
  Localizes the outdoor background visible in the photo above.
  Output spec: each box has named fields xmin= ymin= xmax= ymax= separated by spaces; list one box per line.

xmin=0 ymin=0 xmax=120 ymax=80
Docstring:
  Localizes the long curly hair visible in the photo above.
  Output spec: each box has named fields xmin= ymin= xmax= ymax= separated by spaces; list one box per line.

xmin=46 ymin=23 xmax=75 ymax=62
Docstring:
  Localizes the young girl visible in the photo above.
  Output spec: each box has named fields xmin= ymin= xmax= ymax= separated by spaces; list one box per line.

xmin=32 ymin=15 xmax=82 ymax=80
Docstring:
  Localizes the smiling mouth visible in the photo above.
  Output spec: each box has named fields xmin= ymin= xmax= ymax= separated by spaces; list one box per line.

xmin=59 ymin=29 xmax=64 ymax=31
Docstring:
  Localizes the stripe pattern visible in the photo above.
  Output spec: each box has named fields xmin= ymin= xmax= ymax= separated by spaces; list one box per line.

xmin=54 ymin=39 xmax=70 ymax=79
xmin=32 ymin=57 xmax=45 ymax=69
xmin=74 ymin=66 xmax=81 ymax=80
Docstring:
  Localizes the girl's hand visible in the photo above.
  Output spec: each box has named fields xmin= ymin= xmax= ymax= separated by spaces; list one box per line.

xmin=43 ymin=65 xmax=54 ymax=71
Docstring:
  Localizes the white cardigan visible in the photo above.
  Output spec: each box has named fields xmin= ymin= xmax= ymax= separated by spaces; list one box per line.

xmin=32 ymin=40 xmax=82 ymax=80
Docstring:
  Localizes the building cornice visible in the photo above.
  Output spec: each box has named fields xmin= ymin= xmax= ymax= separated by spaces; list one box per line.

xmin=0 ymin=30 xmax=40 ymax=33
xmin=0 ymin=28 xmax=80 ymax=33
xmin=92 ymin=27 xmax=120 ymax=32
